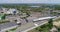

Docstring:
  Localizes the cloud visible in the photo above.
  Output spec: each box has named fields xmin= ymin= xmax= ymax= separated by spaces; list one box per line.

xmin=0 ymin=0 xmax=22 ymax=3
xmin=0 ymin=0 xmax=60 ymax=4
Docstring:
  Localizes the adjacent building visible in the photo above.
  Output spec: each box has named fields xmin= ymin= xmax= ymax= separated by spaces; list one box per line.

xmin=0 ymin=22 xmax=18 ymax=32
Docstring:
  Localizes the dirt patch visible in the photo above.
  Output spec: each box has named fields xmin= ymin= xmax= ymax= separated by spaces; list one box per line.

xmin=53 ymin=21 xmax=60 ymax=27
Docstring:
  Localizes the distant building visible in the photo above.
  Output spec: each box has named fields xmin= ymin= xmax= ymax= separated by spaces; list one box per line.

xmin=0 ymin=8 xmax=19 ymax=14
xmin=29 ymin=6 xmax=40 ymax=8
xmin=6 ymin=8 xmax=19 ymax=14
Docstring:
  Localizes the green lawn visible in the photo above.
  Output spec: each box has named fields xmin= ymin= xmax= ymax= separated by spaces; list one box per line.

xmin=5 ymin=27 xmax=17 ymax=32
xmin=28 ymin=23 xmax=53 ymax=32
xmin=0 ymin=20 xmax=10 ymax=24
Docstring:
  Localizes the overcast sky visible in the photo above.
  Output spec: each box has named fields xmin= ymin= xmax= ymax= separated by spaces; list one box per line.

xmin=0 ymin=0 xmax=60 ymax=4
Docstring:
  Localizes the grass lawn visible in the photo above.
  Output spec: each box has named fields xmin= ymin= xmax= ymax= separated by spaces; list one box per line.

xmin=0 ymin=20 xmax=10 ymax=24
xmin=28 ymin=23 xmax=53 ymax=32
xmin=5 ymin=27 xmax=17 ymax=32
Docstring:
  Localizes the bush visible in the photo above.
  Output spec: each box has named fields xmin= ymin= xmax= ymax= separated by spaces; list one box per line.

xmin=35 ymin=23 xmax=53 ymax=32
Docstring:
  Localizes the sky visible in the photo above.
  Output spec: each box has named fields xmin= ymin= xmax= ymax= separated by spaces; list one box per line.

xmin=0 ymin=0 xmax=60 ymax=4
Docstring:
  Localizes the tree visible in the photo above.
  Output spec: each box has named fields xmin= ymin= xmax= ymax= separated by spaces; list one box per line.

xmin=5 ymin=31 xmax=8 ymax=32
xmin=1 ymin=14 xmax=7 ymax=19
xmin=48 ymin=19 xmax=53 ymax=29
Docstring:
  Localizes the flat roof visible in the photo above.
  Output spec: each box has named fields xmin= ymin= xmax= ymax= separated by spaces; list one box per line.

xmin=33 ymin=16 xmax=56 ymax=21
xmin=0 ymin=22 xmax=17 ymax=30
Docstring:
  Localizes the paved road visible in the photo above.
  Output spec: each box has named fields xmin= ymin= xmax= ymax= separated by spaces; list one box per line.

xmin=15 ymin=22 xmax=35 ymax=32
xmin=0 ymin=16 xmax=57 ymax=32
xmin=22 ymin=16 xmax=57 ymax=32
xmin=22 ymin=21 xmax=48 ymax=32
xmin=15 ymin=16 xmax=57 ymax=32
xmin=15 ymin=21 xmax=48 ymax=32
